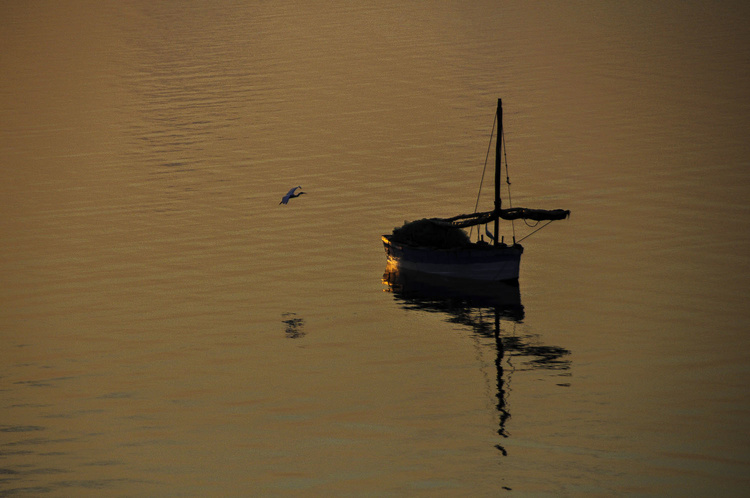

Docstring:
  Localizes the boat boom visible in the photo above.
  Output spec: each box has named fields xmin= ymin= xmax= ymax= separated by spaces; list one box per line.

xmin=437 ymin=208 xmax=571 ymax=228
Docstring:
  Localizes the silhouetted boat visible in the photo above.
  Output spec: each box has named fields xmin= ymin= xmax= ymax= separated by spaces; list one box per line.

xmin=382 ymin=99 xmax=570 ymax=281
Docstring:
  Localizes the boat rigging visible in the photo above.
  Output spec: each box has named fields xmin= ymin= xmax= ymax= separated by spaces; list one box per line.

xmin=382 ymin=98 xmax=570 ymax=281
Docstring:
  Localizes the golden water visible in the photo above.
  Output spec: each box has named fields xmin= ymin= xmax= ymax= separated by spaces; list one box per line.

xmin=2 ymin=1 xmax=749 ymax=495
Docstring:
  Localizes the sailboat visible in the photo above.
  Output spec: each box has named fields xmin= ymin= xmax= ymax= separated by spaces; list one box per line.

xmin=382 ymin=99 xmax=570 ymax=282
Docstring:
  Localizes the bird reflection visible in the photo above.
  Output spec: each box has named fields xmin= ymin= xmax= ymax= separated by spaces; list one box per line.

xmin=282 ymin=312 xmax=306 ymax=339
xmin=382 ymin=262 xmax=571 ymax=455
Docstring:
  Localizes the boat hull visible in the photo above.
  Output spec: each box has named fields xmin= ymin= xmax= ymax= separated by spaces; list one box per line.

xmin=382 ymin=235 xmax=523 ymax=281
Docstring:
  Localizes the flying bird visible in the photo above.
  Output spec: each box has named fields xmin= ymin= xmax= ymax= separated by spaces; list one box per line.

xmin=279 ymin=186 xmax=306 ymax=205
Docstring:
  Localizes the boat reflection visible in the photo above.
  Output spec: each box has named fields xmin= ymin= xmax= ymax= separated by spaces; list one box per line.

xmin=382 ymin=262 xmax=571 ymax=455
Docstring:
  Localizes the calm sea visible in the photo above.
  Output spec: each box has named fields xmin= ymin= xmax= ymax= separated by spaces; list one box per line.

xmin=2 ymin=1 xmax=749 ymax=495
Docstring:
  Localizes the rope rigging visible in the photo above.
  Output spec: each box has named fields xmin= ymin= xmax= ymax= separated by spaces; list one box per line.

xmin=469 ymin=113 xmax=496 ymax=240
xmin=501 ymin=124 xmax=517 ymax=241
xmin=470 ymin=111 xmax=518 ymax=241
xmin=456 ymin=104 xmax=570 ymax=244
xmin=516 ymin=220 xmax=555 ymax=243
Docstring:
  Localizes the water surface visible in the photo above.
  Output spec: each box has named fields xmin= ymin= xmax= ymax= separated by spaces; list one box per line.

xmin=2 ymin=1 xmax=749 ymax=495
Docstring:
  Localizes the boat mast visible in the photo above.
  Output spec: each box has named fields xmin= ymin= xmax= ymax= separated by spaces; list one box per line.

xmin=494 ymin=99 xmax=502 ymax=246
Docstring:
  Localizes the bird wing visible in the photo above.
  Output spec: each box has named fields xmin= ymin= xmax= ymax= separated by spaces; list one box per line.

xmin=280 ymin=186 xmax=302 ymax=204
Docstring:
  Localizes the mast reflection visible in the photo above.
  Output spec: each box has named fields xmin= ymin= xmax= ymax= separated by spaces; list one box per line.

xmin=382 ymin=262 xmax=571 ymax=455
